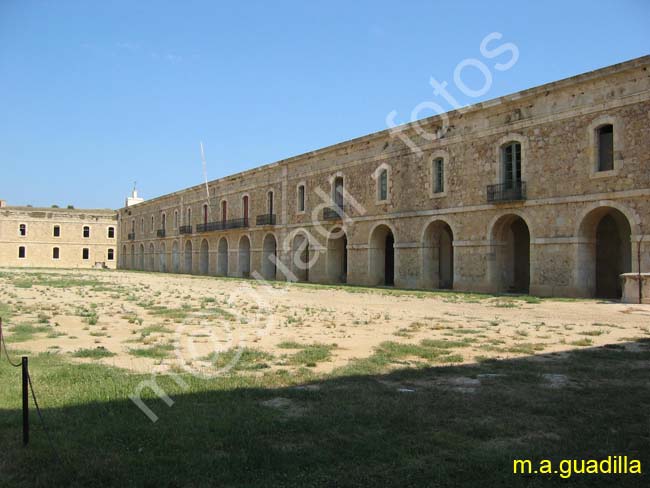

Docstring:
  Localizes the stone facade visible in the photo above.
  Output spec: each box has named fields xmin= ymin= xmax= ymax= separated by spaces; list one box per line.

xmin=0 ymin=203 xmax=118 ymax=269
xmin=118 ymin=56 xmax=650 ymax=299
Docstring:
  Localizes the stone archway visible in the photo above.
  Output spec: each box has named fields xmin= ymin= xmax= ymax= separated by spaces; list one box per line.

xmin=159 ymin=242 xmax=167 ymax=272
xmin=148 ymin=243 xmax=155 ymax=271
xmin=262 ymin=233 xmax=277 ymax=281
xmin=577 ymin=206 xmax=632 ymax=299
xmin=369 ymin=224 xmax=395 ymax=286
xmin=172 ymin=241 xmax=180 ymax=273
xmin=327 ymin=227 xmax=347 ymax=283
xmin=138 ymin=244 xmax=145 ymax=270
xmin=422 ymin=220 xmax=454 ymax=289
xmin=291 ymin=233 xmax=310 ymax=282
xmin=199 ymin=239 xmax=209 ymax=275
xmin=184 ymin=240 xmax=193 ymax=274
xmin=490 ymin=214 xmax=530 ymax=293
xmin=238 ymin=236 xmax=251 ymax=278
xmin=217 ymin=237 xmax=229 ymax=276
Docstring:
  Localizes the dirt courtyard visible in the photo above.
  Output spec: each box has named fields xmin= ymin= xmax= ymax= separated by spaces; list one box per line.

xmin=1 ymin=268 xmax=649 ymax=376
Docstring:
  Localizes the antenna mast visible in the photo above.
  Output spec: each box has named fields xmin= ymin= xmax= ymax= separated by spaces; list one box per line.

xmin=200 ymin=142 xmax=210 ymax=203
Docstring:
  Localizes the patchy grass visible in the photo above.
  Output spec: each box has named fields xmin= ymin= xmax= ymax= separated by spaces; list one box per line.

xmin=202 ymin=348 xmax=274 ymax=371
xmin=129 ymin=344 xmax=175 ymax=359
xmin=71 ymin=347 xmax=116 ymax=359
xmin=286 ymin=343 xmax=336 ymax=367
xmin=3 ymin=323 xmax=51 ymax=343
xmin=139 ymin=324 xmax=174 ymax=336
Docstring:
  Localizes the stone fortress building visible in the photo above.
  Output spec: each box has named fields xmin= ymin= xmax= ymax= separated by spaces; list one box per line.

xmin=117 ymin=56 xmax=650 ymax=300
xmin=0 ymin=200 xmax=118 ymax=269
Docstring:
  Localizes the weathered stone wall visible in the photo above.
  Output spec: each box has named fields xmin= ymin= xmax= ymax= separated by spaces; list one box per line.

xmin=0 ymin=207 xmax=118 ymax=269
xmin=118 ymin=56 xmax=650 ymax=298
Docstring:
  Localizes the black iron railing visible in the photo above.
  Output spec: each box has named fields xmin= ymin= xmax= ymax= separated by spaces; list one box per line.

xmin=322 ymin=205 xmax=347 ymax=221
xmin=256 ymin=214 xmax=276 ymax=226
xmin=179 ymin=225 xmax=193 ymax=234
xmin=487 ymin=181 xmax=526 ymax=203
xmin=197 ymin=218 xmax=250 ymax=233
xmin=226 ymin=218 xmax=249 ymax=229
xmin=127 ymin=233 xmax=135 ymax=241
xmin=156 ymin=229 xmax=166 ymax=238
xmin=197 ymin=221 xmax=224 ymax=232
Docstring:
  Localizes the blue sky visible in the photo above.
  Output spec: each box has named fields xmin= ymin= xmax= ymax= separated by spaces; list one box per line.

xmin=1 ymin=0 xmax=648 ymax=209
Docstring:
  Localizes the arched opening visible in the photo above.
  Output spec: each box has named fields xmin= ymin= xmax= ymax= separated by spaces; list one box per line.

xmin=242 ymin=195 xmax=249 ymax=225
xmin=422 ymin=221 xmax=454 ymax=289
xmin=172 ymin=241 xmax=180 ymax=273
xmin=333 ymin=176 xmax=344 ymax=208
xmin=369 ymin=224 xmax=395 ymax=286
xmin=327 ymin=228 xmax=347 ymax=283
xmin=491 ymin=215 xmax=530 ymax=293
xmin=159 ymin=243 xmax=167 ymax=272
xmin=138 ymin=244 xmax=145 ymax=270
xmin=577 ymin=207 xmax=632 ymax=299
xmin=148 ymin=243 xmax=155 ymax=271
xmin=121 ymin=245 xmax=127 ymax=268
xmin=291 ymin=233 xmax=310 ymax=282
xmin=238 ymin=236 xmax=251 ymax=278
xmin=199 ymin=239 xmax=209 ymax=275
xmin=217 ymin=237 xmax=229 ymax=276
xmin=262 ymin=233 xmax=277 ymax=281
xmin=267 ymin=191 xmax=274 ymax=215
xmin=184 ymin=240 xmax=193 ymax=274
xmin=130 ymin=244 xmax=135 ymax=269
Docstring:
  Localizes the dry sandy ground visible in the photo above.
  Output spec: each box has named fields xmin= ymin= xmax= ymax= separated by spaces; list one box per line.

xmin=1 ymin=268 xmax=649 ymax=376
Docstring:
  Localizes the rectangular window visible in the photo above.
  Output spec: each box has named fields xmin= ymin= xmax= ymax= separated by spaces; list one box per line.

xmin=53 ymin=247 xmax=60 ymax=259
xmin=298 ymin=185 xmax=305 ymax=211
xmin=107 ymin=249 xmax=114 ymax=260
xmin=82 ymin=248 xmax=89 ymax=260
xmin=379 ymin=171 xmax=388 ymax=201
xmin=108 ymin=227 xmax=115 ymax=238
xmin=53 ymin=225 xmax=60 ymax=237
xmin=434 ymin=159 xmax=444 ymax=193
xmin=83 ymin=226 xmax=90 ymax=238
xmin=502 ymin=142 xmax=522 ymax=188
xmin=18 ymin=246 xmax=26 ymax=258
xmin=598 ymin=125 xmax=614 ymax=171
xmin=19 ymin=224 xmax=26 ymax=236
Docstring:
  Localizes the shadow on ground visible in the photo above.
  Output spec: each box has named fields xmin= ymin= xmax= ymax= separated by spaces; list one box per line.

xmin=1 ymin=339 xmax=649 ymax=487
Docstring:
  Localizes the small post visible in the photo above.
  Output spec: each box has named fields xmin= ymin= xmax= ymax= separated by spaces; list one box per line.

xmin=22 ymin=356 xmax=29 ymax=446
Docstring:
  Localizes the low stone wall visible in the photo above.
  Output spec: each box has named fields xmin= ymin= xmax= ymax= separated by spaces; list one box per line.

xmin=621 ymin=273 xmax=650 ymax=304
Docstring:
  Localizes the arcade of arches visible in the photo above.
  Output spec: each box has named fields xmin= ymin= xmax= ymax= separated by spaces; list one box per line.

xmin=121 ymin=204 xmax=641 ymax=300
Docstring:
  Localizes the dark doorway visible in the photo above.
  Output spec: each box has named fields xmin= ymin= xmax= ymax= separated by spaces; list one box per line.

xmin=511 ymin=218 xmax=530 ymax=293
xmin=596 ymin=215 xmax=628 ymax=298
xmin=342 ymin=235 xmax=348 ymax=282
xmin=385 ymin=233 xmax=395 ymax=286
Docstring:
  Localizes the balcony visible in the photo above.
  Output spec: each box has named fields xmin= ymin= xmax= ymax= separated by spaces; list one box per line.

xmin=256 ymin=214 xmax=276 ymax=226
xmin=225 ymin=218 xmax=249 ymax=229
xmin=197 ymin=218 xmax=250 ymax=233
xmin=322 ymin=205 xmax=348 ymax=221
xmin=197 ymin=221 xmax=225 ymax=233
xmin=127 ymin=232 xmax=135 ymax=241
xmin=179 ymin=225 xmax=193 ymax=235
xmin=487 ymin=181 xmax=526 ymax=203
xmin=156 ymin=229 xmax=166 ymax=238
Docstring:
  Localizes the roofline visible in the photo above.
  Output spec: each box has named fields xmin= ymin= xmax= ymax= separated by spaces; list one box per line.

xmin=3 ymin=206 xmax=117 ymax=214
xmin=124 ymin=54 xmax=650 ymax=209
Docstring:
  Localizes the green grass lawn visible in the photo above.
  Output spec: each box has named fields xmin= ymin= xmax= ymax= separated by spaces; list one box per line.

xmin=1 ymin=339 xmax=649 ymax=487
